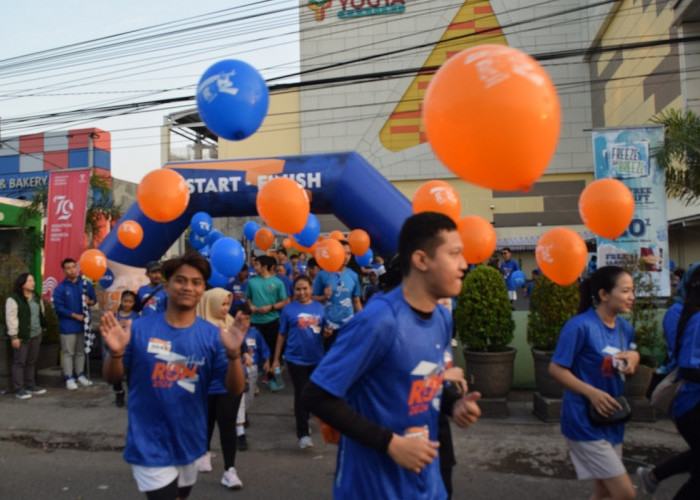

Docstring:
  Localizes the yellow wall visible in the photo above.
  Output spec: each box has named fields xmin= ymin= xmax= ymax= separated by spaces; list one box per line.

xmin=218 ymin=90 xmax=301 ymax=158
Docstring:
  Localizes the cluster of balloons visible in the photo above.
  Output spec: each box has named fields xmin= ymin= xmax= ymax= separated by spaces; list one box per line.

xmin=188 ymin=211 xmax=245 ymax=287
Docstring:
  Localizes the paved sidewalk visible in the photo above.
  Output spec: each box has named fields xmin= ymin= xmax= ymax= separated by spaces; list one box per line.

xmin=0 ymin=371 xmax=690 ymax=499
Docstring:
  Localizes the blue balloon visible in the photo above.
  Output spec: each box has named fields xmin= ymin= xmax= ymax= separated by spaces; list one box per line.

xmin=243 ymin=221 xmax=260 ymax=241
xmin=206 ymin=230 xmax=224 ymax=247
xmin=98 ymin=268 xmax=114 ymax=289
xmin=196 ymin=59 xmax=269 ymax=141
xmin=211 ymin=237 xmax=245 ymax=278
xmin=208 ymin=264 xmax=229 ymax=288
xmin=190 ymin=212 xmax=213 ymax=237
xmin=356 ymin=248 xmax=374 ymax=267
xmin=511 ymin=270 xmax=526 ymax=288
xmin=294 ymin=213 xmax=320 ymax=248
xmin=189 ymin=230 xmax=207 ymax=250
xmin=199 ymin=245 xmax=211 ymax=258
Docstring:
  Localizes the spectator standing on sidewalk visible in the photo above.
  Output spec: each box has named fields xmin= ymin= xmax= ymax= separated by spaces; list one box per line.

xmin=53 ymin=258 xmax=96 ymax=390
xmin=5 ymin=273 xmax=47 ymax=400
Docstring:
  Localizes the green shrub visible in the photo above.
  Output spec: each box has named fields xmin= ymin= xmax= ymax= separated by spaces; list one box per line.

xmin=621 ymin=265 xmax=662 ymax=367
xmin=456 ymin=265 xmax=514 ymax=352
xmin=527 ymin=274 xmax=580 ymax=351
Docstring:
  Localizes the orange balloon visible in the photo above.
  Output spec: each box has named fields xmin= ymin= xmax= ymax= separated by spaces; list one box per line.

xmin=578 ymin=179 xmax=634 ymax=240
xmin=314 ymin=238 xmax=345 ymax=273
xmin=535 ymin=228 xmax=587 ymax=285
xmin=256 ymin=177 xmax=310 ymax=234
xmin=290 ymin=238 xmax=316 ymax=254
xmin=457 ymin=216 xmax=497 ymax=264
xmin=329 ymin=230 xmax=345 ymax=241
xmin=254 ymin=227 xmax=275 ymax=251
xmin=282 ymin=237 xmax=292 ymax=250
xmin=424 ymin=45 xmax=561 ymax=191
xmin=117 ymin=220 xmax=143 ymax=249
xmin=79 ymin=249 xmax=108 ymax=281
xmin=137 ymin=169 xmax=190 ymax=222
xmin=347 ymin=229 xmax=370 ymax=256
xmin=412 ymin=180 xmax=461 ymax=222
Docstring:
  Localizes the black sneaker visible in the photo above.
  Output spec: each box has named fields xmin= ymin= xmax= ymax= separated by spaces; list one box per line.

xmin=26 ymin=385 xmax=47 ymax=395
xmin=237 ymin=434 xmax=248 ymax=451
xmin=115 ymin=391 xmax=125 ymax=408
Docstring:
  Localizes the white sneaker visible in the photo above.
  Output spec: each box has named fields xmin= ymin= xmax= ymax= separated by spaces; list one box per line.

xmin=196 ymin=452 xmax=212 ymax=473
xmin=66 ymin=378 xmax=78 ymax=390
xmin=221 ymin=467 xmax=242 ymax=489
xmin=299 ymin=436 xmax=314 ymax=449
xmin=77 ymin=375 xmax=93 ymax=387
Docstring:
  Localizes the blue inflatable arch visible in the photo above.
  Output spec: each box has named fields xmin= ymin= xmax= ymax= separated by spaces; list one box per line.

xmin=99 ymin=152 xmax=412 ymax=267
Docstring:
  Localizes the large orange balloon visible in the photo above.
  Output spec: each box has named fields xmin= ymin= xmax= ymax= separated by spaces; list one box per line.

xmin=117 ymin=220 xmax=143 ymax=249
xmin=329 ymin=230 xmax=345 ymax=241
xmin=423 ymin=45 xmax=561 ymax=191
xmin=314 ymin=238 xmax=345 ymax=273
xmin=256 ymin=177 xmax=310 ymax=234
xmin=254 ymin=227 xmax=275 ymax=251
xmin=137 ymin=169 xmax=190 ymax=222
xmin=412 ymin=180 xmax=461 ymax=222
xmin=457 ymin=216 xmax=497 ymax=264
xmin=578 ymin=179 xmax=634 ymax=240
xmin=535 ymin=228 xmax=587 ymax=285
xmin=347 ymin=229 xmax=370 ymax=256
xmin=79 ymin=249 xmax=108 ymax=281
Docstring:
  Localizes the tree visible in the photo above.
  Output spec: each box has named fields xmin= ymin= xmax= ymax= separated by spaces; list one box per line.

xmin=651 ymin=108 xmax=700 ymax=204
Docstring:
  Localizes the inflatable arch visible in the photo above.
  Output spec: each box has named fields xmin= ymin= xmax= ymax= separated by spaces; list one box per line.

xmin=98 ymin=152 xmax=412 ymax=267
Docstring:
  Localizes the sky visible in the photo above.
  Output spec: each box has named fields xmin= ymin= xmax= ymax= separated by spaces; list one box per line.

xmin=0 ymin=0 xmax=300 ymax=184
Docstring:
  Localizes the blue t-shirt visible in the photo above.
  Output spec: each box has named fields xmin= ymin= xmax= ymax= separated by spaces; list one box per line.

xmin=276 ymin=273 xmax=294 ymax=299
xmin=225 ymin=279 xmax=248 ymax=311
xmin=283 ymin=261 xmax=294 ymax=277
xmin=499 ymin=260 xmax=520 ymax=291
xmin=663 ymin=302 xmax=682 ymax=371
xmin=122 ymin=314 xmax=228 ymax=466
xmin=244 ymin=327 xmax=270 ymax=367
xmin=312 ymin=268 xmax=362 ymax=329
xmin=279 ymin=301 xmax=326 ymax=366
xmin=117 ymin=311 xmax=140 ymax=323
xmin=298 ymin=261 xmax=308 ymax=276
xmin=311 ymin=286 xmax=451 ymax=500
xmin=552 ymin=308 xmax=634 ymax=445
xmin=672 ymin=312 xmax=700 ymax=418
xmin=138 ymin=283 xmax=168 ymax=317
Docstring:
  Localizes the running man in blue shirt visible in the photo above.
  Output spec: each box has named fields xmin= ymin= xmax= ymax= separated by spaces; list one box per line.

xmin=303 ymin=212 xmax=481 ymax=500
xmin=101 ymin=252 xmax=245 ymax=500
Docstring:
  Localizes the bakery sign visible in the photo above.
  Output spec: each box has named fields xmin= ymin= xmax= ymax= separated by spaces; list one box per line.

xmin=307 ymin=0 xmax=406 ymax=22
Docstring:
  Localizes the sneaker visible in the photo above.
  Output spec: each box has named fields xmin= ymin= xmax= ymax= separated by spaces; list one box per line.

xmin=196 ymin=452 xmax=212 ymax=473
xmin=25 ymin=385 xmax=46 ymax=395
xmin=269 ymin=379 xmax=279 ymax=392
xmin=237 ymin=434 xmax=248 ymax=451
xmin=77 ymin=375 xmax=93 ymax=387
xmin=637 ymin=466 xmax=659 ymax=495
xmin=15 ymin=389 xmax=32 ymax=400
xmin=221 ymin=467 xmax=242 ymax=489
xmin=115 ymin=391 xmax=125 ymax=408
xmin=66 ymin=378 xmax=78 ymax=391
xmin=299 ymin=436 xmax=314 ymax=449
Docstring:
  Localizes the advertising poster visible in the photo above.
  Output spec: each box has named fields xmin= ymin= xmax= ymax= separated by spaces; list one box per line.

xmin=592 ymin=126 xmax=670 ymax=296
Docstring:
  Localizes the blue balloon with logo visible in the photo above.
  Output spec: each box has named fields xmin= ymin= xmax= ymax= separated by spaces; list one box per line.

xmin=196 ymin=59 xmax=269 ymax=141
xmin=208 ymin=264 xmax=229 ymax=288
xmin=189 ymin=230 xmax=208 ymax=250
xmin=98 ymin=268 xmax=114 ymax=289
xmin=356 ymin=248 xmax=374 ymax=267
xmin=294 ymin=213 xmax=320 ymax=247
xmin=199 ymin=245 xmax=211 ymax=258
xmin=511 ymin=270 xmax=526 ymax=288
xmin=243 ymin=221 xmax=260 ymax=241
xmin=211 ymin=237 xmax=245 ymax=278
xmin=190 ymin=212 xmax=213 ymax=237
xmin=206 ymin=230 xmax=224 ymax=247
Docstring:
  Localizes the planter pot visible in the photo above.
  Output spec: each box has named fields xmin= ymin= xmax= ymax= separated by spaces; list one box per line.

xmin=462 ymin=347 xmax=517 ymax=398
xmin=531 ymin=348 xmax=563 ymax=398
xmin=625 ymin=364 xmax=654 ymax=398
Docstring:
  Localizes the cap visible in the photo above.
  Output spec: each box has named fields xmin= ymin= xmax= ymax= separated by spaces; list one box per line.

xmin=146 ymin=261 xmax=162 ymax=273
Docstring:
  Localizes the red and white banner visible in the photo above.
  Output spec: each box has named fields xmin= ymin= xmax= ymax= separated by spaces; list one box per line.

xmin=42 ymin=168 xmax=91 ymax=301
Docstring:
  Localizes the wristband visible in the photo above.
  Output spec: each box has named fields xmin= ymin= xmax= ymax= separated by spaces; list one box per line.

xmin=110 ymin=352 xmax=125 ymax=359
xmin=227 ymin=351 xmax=241 ymax=361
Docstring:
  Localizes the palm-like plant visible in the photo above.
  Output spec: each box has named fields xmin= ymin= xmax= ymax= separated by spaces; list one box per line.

xmin=651 ymin=108 xmax=700 ymax=204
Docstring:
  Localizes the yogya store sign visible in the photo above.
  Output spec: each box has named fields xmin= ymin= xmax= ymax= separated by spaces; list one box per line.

xmin=307 ymin=0 xmax=405 ymax=22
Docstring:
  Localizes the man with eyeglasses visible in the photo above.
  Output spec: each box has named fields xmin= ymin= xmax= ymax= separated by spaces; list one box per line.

xmin=311 ymin=240 xmax=362 ymax=351
xmin=499 ymin=247 xmax=520 ymax=308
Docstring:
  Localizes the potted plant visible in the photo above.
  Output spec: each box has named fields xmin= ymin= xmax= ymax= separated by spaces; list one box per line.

xmin=526 ymin=274 xmax=579 ymax=398
xmin=455 ymin=265 xmax=516 ymax=399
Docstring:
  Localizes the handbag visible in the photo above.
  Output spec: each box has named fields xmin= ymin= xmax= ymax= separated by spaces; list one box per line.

xmin=587 ymin=325 xmax=632 ymax=426
xmin=649 ymin=366 xmax=685 ymax=414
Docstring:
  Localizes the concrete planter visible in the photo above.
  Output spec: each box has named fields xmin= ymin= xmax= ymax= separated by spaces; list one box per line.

xmin=462 ymin=347 xmax=517 ymax=398
xmin=531 ymin=348 xmax=563 ymax=398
